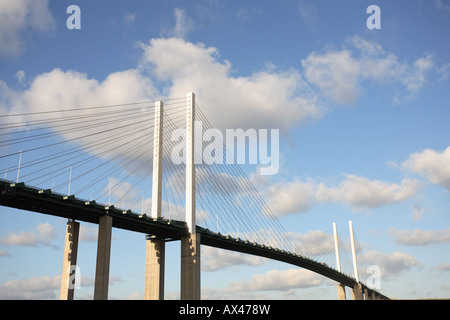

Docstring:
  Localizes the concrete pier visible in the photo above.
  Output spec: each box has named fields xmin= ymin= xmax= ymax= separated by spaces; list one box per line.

xmin=94 ymin=215 xmax=112 ymax=300
xmin=59 ymin=220 xmax=80 ymax=300
xmin=352 ymin=283 xmax=364 ymax=300
xmin=337 ymin=283 xmax=346 ymax=300
xmin=180 ymin=233 xmax=201 ymax=300
xmin=145 ymin=237 xmax=165 ymax=300
xmin=364 ymin=287 xmax=370 ymax=300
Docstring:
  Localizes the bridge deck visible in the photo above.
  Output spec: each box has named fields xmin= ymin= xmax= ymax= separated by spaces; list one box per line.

xmin=0 ymin=179 xmax=187 ymax=240
xmin=198 ymin=227 xmax=357 ymax=287
xmin=0 ymin=179 xmax=388 ymax=299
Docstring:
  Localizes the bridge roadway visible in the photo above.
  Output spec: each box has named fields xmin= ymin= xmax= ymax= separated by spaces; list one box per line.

xmin=0 ymin=179 xmax=388 ymax=299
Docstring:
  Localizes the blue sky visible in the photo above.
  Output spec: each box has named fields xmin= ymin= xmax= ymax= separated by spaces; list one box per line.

xmin=0 ymin=0 xmax=450 ymax=300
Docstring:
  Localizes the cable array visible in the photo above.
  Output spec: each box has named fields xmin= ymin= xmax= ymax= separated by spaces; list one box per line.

xmin=0 ymin=97 xmax=362 ymax=273
xmin=0 ymin=98 xmax=185 ymax=214
xmin=193 ymin=105 xmax=297 ymax=251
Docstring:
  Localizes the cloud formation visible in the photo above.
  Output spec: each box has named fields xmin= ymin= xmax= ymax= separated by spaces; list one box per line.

xmin=139 ymin=37 xmax=323 ymax=131
xmin=0 ymin=223 xmax=57 ymax=248
xmin=1 ymin=36 xmax=323 ymax=134
xmin=302 ymin=36 xmax=434 ymax=104
xmin=0 ymin=0 xmax=56 ymax=58
xmin=0 ymin=275 xmax=60 ymax=299
xmin=228 ymin=268 xmax=323 ymax=292
xmin=201 ymin=246 xmax=265 ymax=271
xmin=264 ymin=145 xmax=450 ymax=217
xmin=169 ymin=8 xmax=195 ymax=39
xmin=389 ymin=227 xmax=450 ymax=246
xmin=359 ymin=251 xmax=421 ymax=279
xmin=402 ymin=146 xmax=450 ymax=191
xmin=2 ymin=35 xmax=437 ymax=136
xmin=264 ymin=174 xmax=423 ymax=216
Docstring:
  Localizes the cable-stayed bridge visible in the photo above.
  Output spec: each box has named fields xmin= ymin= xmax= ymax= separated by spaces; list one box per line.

xmin=0 ymin=93 xmax=388 ymax=300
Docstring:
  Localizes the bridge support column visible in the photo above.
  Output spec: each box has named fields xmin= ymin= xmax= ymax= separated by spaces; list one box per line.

xmin=144 ymin=99 xmax=166 ymax=300
xmin=60 ymin=220 xmax=80 ymax=300
xmin=332 ymin=223 xmax=346 ymax=300
xmin=180 ymin=92 xmax=200 ymax=300
xmin=145 ymin=237 xmax=165 ymax=300
xmin=181 ymin=232 xmax=201 ymax=300
xmin=363 ymin=287 xmax=370 ymax=300
xmin=352 ymin=283 xmax=364 ymax=300
xmin=94 ymin=215 xmax=112 ymax=300
xmin=337 ymin=283 xmax=346 ymax=300
xmin=185 ymin=92 xmax=196 ymax=234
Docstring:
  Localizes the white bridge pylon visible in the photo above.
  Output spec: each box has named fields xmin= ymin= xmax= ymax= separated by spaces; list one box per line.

xmin=145 ymin=92 xmax=199 ymax=300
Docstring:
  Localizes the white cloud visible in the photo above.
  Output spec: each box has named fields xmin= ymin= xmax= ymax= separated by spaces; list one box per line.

xmin=0 ymin=0 xmax=56 ymax=58
xmin=316 ymin=175 xmax=423 ymax=209
xmin=0 ymin=274 xmax=95 ymax=299
xmin=2 ymin=36 xmax=322 ymax=139
xmin=359 ymin=251 xmax=422 ymax=279
xmin=0 ymin=275 xmax=60 ymax=299
xmin=8 ymin=35 xmax=435 ymax=151
xmin=35 ymin=222 xmax=56 ymax=240
xmin=433 ymin=263 xmax=450 ymax=272
xmin=140 ymin=37 xmax=323 ymax=131
xmin=402 ymin=146 xmax=450 ymax=191
xmin=0 ymin=275 xmax=59 ymax=292
xmin=0 ymin=223 xmax=57 ymax=248
xmin=301 ymin=36 xmax=434 ymax=104
xmin=1 ymin=35 xmax=442 ymax=142
xmin=0 ymin=248 xmax=10 ymax=257
xmin=403 ymin=54 xmax=434 ymax=93
xmin=388 ymin=227 xmax=450 ymax=246
xmin=303 ymin=49 xmax=361 ymax=104
xmin=228 ymin=268 xmax=323 ymax=292
xmin=264 ymin=179 xmax=316 ymax=215
xmin=6 ymin=230 xmax=39 ymax=247
xmin=264 ymin=174 xmax=423 ymax=216
xmin=124 ymin=12 xmax=136 ymax=26
xmin=165 ymin=8 xmax=194 ymax=39
xmin=79 ymin=225 xmax=98 ymax=242
xmin=15 ymin=70 xmax=26 ymax=85
xmin=201 ymin=246 xmax=265 ymax=271
xmin=21 ymin=68 xmax=156 ymax=114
